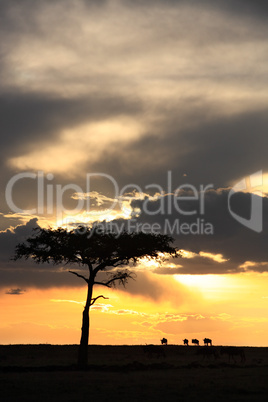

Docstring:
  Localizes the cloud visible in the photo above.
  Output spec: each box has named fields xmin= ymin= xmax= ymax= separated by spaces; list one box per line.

xmin=91 ymin=303 xmax=113 ymax=312
xmin=0 ymin=0 xmax=267 ymax=208
xmin=2 ymin=184 xmax=268 ymax=291
xmin=0 ymin=92 xmax=142 ymax=162
xmin=0 ymin=218 xmax=89 ymax=289
xmin=50 ymin=299 xmax=84 ymax=305
xmin=0 ymin=219 xmax=194 ymax=303
xmin=0 ymin=218 xmax=40 ymax=262
xmin=112 ymin=309 xmax=146 ymax=316
xmin=208 ymin=0 xmax=268 ymax=20
xmin=107 ymin=189 xmax=268 ymax=271
xmin=5 ymin=288 xmax=25 ymax=295
xmin=154 ymin=313 xmax=231 ymax=335
xmin=88 ymin=107 xmax=268 ymax=190
xmin=8 ymin=118 xmax=144 ymax=175
xmin=123 ymin=0 xmax=268 ymax=20
xmin=0 ymin=0 xmax=268 ymax=284
xmin=116 ymin=270 xmax=199 ymax=305
xmin=239 ymin=261 xmax=268 ymax=274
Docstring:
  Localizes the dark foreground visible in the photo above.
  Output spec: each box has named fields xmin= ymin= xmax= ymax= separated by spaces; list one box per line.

xmin=0 ymin=345 xmax=268 ymax=401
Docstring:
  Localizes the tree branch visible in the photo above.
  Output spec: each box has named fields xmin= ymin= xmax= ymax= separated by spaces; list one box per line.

xmin=93 ymin=261 xmax=107 ymax=273
xmin=69 ymin=270 xmax=88 ymax=283
xmin=93 ymin=258 xmax=125 ymax=274
xmin=90 ymin=295 xmax=109 ymax=306
xmin=94 ymin=270 xmax=136 ymax=288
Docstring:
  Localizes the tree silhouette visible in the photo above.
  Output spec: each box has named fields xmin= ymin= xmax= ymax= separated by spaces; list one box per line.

xmin=13 ymin=226 xmax=179 ymax=368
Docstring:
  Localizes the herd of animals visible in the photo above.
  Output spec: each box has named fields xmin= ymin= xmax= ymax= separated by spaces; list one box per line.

xmin=142 ymin=337 xmax=246 ymax=362
xmin=160 ymin=337 xmax=212 ymax=346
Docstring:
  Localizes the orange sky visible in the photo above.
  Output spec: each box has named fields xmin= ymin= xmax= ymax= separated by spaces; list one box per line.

xmin=1 ymin=270 xmax=267 ymax=346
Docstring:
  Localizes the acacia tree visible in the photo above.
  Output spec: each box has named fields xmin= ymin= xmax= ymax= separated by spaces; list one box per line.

xmin=14 ymin=226 xmax=179 ymax=367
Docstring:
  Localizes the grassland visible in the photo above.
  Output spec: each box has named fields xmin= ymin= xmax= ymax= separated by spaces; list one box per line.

xmin=0 ymin=345 xmax=268 ymax=401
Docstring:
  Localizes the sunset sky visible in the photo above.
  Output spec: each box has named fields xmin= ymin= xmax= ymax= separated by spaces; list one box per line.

xmin=0 ymin=0 xmax=268 ymax=346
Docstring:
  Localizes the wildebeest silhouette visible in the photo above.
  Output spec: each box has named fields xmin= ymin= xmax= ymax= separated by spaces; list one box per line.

xmin=220 ymin=346 xmax=245 ymax=363
xmin=183 ymin=339 xmax=189 ymax=346
xmin=161 ymin=338 xmax=168 ymax=345
xmin=192 ymin=339 xmax=199 ymax=345
xmin=203 ymin=338 xmax=212 ymax=346
xmin=143 ymin=345 xmax=166 ymax=358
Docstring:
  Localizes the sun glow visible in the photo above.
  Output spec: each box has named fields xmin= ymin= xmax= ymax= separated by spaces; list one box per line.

xmin=173 ymin=274 xmax=249 ymax=302
xmin=175 ymin=274 xmax=229 ymax=290
xmin=54 ymin=209 xmax=132 ymax=229
xmin=229 ymin=171 xmax=268 ymax=196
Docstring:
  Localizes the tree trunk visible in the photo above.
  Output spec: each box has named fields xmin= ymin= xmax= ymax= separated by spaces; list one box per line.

xmin=77 ymin=282 xmax=93 ymax=368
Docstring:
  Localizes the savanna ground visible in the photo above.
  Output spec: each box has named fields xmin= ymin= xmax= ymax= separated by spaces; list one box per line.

xmin=0 ymin=345 xmax=268 ymax=401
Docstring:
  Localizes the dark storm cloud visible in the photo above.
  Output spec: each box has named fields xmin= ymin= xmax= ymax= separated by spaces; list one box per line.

xmin=161 ymin=107 xmax=268 ymax=188
xmin=105 ymin=190 xmax=268 ymax=272
xmin=138 ymin=191 xmax=268 ymax=264
xmin=89 ymin=106 xmax=268 ymax=190
xmin=0 ymin=0 xmax=108 ymax=29
xmin=0 ymin=218 xmax=184 ymax=294
xmin=4 ymin=0 xmax=265 ymax=20
xmin=0 ymin=0 xmax=268 ymax=285
xmin=1 ymin=185 xmax=268 ymax=290
xmin=0 ymin=218 xmax=40 ymax=263
xmin=0 ymin=218 xmax=90 ymax=289
xmin=0 ymin=0 xmax=266 ymax=192
xmin=0 ymin=267 xmax=86 ymax=290
xmin=154 ymin=257 xmax=239 ymax=276
xmin=0 ymin=91 xmax=142 ymax=159
xmin=124 ymin=0 xmax=268 ymax=20
xmin=1 ymin=0 xmax=267 ymax=62
xmin=176 ymin=108 xmax=268 ymax=187
xmin=207 ymin=0 xmax=268 ymax=20
xmin=0 ymin=90 xmax=142 ymax=220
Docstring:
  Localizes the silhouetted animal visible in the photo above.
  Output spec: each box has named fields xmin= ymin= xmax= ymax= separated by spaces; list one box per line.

xmin=192 ymin=339 xmax=199 ymax=345
xmin=161 ymin=338 xmax=168 ymax=345
xmin=220 ymin=347 xmax=245 ymax=363
xmin=143 ymin=345 xmax=166 ymax=358
xmin=203 ymin=338 xmax=212 ymax=346
xmin=183 ymin=339 xmax=189 ymax=346
xmin=196 ymin=346 xmax=218 ymax=360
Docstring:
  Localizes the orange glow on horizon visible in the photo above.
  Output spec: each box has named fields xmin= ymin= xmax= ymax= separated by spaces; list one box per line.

xmin=1 ymin=271 xmax=268 ymax=347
